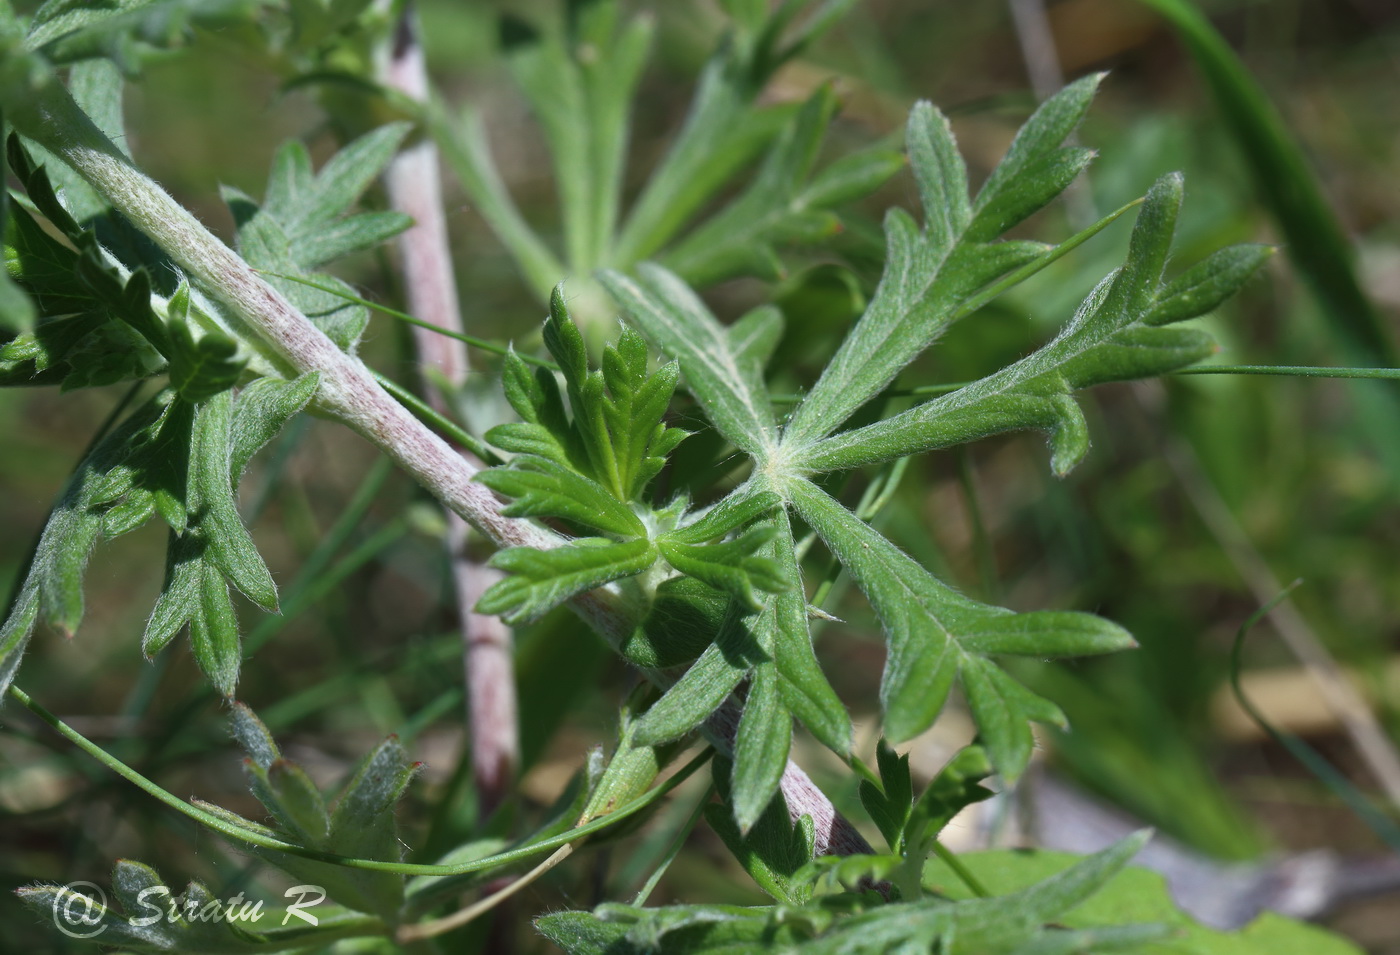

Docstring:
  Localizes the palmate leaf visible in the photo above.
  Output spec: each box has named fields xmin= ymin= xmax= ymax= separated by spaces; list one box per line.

xmin=0 ymin=395 xmax=168 ymax=700
xmin=630 ymin=602 xmax=769 ymax=747
xmin=140 ymin=389 xmax=282 ymax=696
xmin=655 ymin=528 xmax=786 ymax=612
xmin=540 ymin=285 xmax=689 ymax=501
xmin=903 ymin=745 xmax=994 ymax=852
xmin=1 ymin=203 xmax=163 ymax=389
xmin=4 ymin=172 xmax=250 ymax=397
xmin=641 ymin=506 xmax=847 ymax=833
xmin=780 ymin=74 xmax=1103 ymax=448
xmin=791 ymin=176 xmax=1273 ymax=475
xmin=787 ymin=478 xmax=1128 ymax=779
xmin=608 ymin=16 xmax=796 ymax=266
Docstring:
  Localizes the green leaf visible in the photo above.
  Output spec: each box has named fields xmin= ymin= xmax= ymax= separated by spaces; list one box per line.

xmin=229 ymin=372 xmax=320 ymax=479
xmin=707 ymin=757 xmax=815 ymax=904
xmin=479 ymin=538 xmax=658 ymax=625
xmin=229 ymin=700 xmax=280 ymax=769
xmin=787 ymin=478 xmax=1124 ymax=762
xmin=476 ymin=454 xmax=647 ymax=539
xmin=619 ymin=576 xmax=730 ymax=668
xmin=489 ymin=347 xmax=575 ymax=466
xmin=961 ymin=657 xmax=1067 ymax=783
xmin=143 ymin=531 xmax=200 ymax=657
xmin=521 ymin=286 xmax=687 ymax=502
xmin=725 ymin=304 xmax=785 ymax=370
xmin=227 ymin=704 xmax=418 ymax=920
xmin=323 ymin=736 xmax=418 ymax=919
xmin=597 ymin=325 xmax=686 ymax=501
xmin=193 ymin=391 xmax=277 ymax=612
xmin=225 ymin=125 xmax=412 ymax=352
xmin=904 ymin=745 xmax=994 ymax=850
xmin=258 ymin=757 xmax=332 ymax=843
xmin=432 ymin=102 xmax=567 ymax=298
xmin=2 ymin=208 xmax=168 ymax=388
xmin=0 ymin=114 xmax=36 ymax=331
xmin=599 ymin=264 xmax=779 ymax=455
xmin=782 ymin=83 xmax=1104 ymax=448
xmin=612 ymin=42 xmax=796 ymax=265
xmin=1147 ymin=244 xmax=1274 ymax=325
xmin=632 ymin=605 xmax=769 ymax=746
xmin=90 ymin=394 xmax=192 ymax=533
xmin=768 ymin=508 xmax=851 ymax=757
xmin=165 ymin=316 xmax=245 ymax=403
xmin=503 ymin=4 xmax=652 ymax=271
xmin=859 ymin=739 xmax=913 ymax=851
xmin=907 ymin=100 xmax=971 ymax=254
xmin=657 ymin=528 xmax=788 ymax=612
xmin=188 ymin=559 xmax=240 ymax=697
xmin=957 ymin=610 xmax=1136 ymax=658
xmin=968 ymin=73 xmax=1102 ymax=240
xmin=661 ymin=85 xmax=892 ymax=287
xmin=666 ymin=489 xmax=782 ymax=545
xmin=791 ymin=175 xmax=1264 ymax=478
xmin=731 ymin=662 xmax=792 ymax=833
xmin=0 ymin=394 xmax=171 ymax=697
xmin=788 ymin=479 xmax=961 ymax=743
xmin=967 ymin=147 xmax=1094 ymax=243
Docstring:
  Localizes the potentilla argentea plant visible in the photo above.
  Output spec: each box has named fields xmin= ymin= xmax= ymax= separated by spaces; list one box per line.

xmin=0 ymin=2 xmax=1350 ymax=953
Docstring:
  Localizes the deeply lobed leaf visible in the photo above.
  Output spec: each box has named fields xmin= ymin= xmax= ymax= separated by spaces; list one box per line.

xmin=781 ymin=79 xmax=1104 ymax=448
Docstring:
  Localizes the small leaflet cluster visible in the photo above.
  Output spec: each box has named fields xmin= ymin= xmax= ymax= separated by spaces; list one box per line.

xmin=475 ymin=287 xmax=788 ymax=627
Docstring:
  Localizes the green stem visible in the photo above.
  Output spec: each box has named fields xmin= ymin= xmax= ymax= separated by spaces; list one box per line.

xmin=930 ymin=839 xmax=990 ymax=898
xmin=257 ymin=270 xmax=558 ymax=370
xmin=771 ymin=363 xmax=1400 ymax=404
xmin=8 ymin=682 xmax=712 ymax=877
xmin=1175 ymin=364 xmax=1400 ymax=380
xmin=371 ymin=370 xmax=502 ymax=465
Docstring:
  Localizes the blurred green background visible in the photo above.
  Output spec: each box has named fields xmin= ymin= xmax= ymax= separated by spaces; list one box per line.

xmin=3 ymin=0 xmax=1400 ymax=951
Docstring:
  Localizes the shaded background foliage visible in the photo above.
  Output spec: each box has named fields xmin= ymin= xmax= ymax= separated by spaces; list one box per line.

xmin=2 ymin=0 xmax=1399 ymax=950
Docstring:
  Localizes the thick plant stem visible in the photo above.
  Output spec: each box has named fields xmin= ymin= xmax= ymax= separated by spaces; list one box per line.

xmin=382 ymin=5 xmax=518 ymax=818
xmin=7 ymin=74 xmax=868 ymax=860
xmin=7 ymin=79 xmax=566 ymax=570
